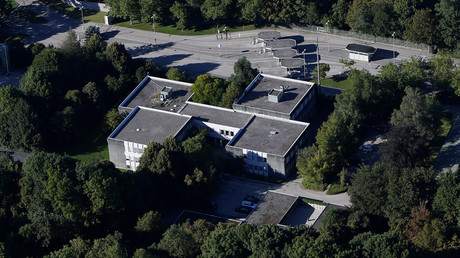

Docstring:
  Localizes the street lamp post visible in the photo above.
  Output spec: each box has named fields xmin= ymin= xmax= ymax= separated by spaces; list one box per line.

xmin=325 ymin=20 xmax=330 ymax=52
xmin=392 ymin=31 xmax=395 ymax=60
xmin=151 ymin=14 xmax=156 ymax=33
xmin=79 ymin=6 xmax=84 ymax=24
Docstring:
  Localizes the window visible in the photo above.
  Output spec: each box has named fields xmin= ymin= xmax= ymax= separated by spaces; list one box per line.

xmin=225 ymin=130 xmax=229 ymax=136
xmin=220 ymin=129 xmax=224 ymax=134
xmin=263 ymin=157 xmax=267 ymax=162
xmin=230 ymin=131 xmax=234 ymax=136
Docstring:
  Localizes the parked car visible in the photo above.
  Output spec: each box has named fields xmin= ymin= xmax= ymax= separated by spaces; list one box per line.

xmin=241 ymin=200 xmax=257 ymax=209
xmin=359 ymin=144 xmax=373 ymax=152
xmin=244 ymin=195 xmax=260 ymax=203
xmin=235 ymin=205 xmax=253 ymax=214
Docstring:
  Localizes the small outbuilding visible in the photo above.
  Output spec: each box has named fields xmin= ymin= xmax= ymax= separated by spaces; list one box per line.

xmin=345 ymin=43 xmax=377 ymax=62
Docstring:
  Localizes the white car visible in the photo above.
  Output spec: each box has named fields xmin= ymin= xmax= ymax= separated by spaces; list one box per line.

xmin=359 ymin=144 xmax=373 ymax=152
xmin=241 ymin=200 xmax=257 ymax=209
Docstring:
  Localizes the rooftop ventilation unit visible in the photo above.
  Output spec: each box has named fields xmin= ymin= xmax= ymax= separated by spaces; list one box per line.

xmin=270 ymin=130 xmax=278 ymax=135
xmin=268 ymin=86 xmax=284 ymax=103
xmin=136 ymin=128 xmax=141 ymax=132
xmin=160 ymin=86 xmax=173 ymax=101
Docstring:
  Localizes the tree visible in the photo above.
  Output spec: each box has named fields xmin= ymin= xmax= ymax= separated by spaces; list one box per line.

xmin=370 ymin=1 xmax=394 ymax=36
xmin=106 ymin=0 xmax=140 ymax=25
xmin=85 ymin=34 xmax=107 ymax=59
xmin=404 ymin=9 xmax=436 ymax=45
xmin=82 ymin=81 xmax=102 ymax=104
xmin=157 ymin=223 xmax=200 ymax=257
xmin=134 ymin=211 xmax=165 ymax=245
xmin=7 ymin=99 xmax=44 ymax=151
xmin=346 ymin=0 xmax=372 ymax=33
xmin=238 ymin=0 xmax=263 ymax=22
xmin=329 ymin=0 xmax=350 ymax=29
xmin=379 ymin=125 xmax=428 ymax=168
xmin=228 ymin=57 xmax=258 ymax=87
xmin=86 ymin=232 xmax=128 ymax=258
xmin=191 ymin=74 xmax=226 ymax=106
xmin=135 ymin=61 xmax=160 ymax=82
xmin=166 ymin=67 xmax=187 ymax=81
xmin=201 ymin=0 xmax=233 ymax=23
xmin=0 ymin=0 xmax=12 ymax=18
xmin=348 ymin=163 xmax=391 ymax=217
xmin=435 ymin=0 xmax=460 ymax=49
xmin=139 ymin=0 xmax=169 ymax=23
xmin=0 ymin=153 xmax=21 ymax=218
xmin=451 ymin=68 xmax=460 ymax=96
xmin=299 ymin=2 xmax=319 ymax=25
xmin=220 ymin=82 xmax=243 ymax=108
xmin=433 ymin=171 xmax=460 ymax=227
xmin=430 ymin=55 xmax=456 ymax=90
xmin=170 ymin=1 xmax=188 ymax=31
xmin=201 ymin=228 xmax=249 ymax=257
xmin=105 ymin=42 xmax=132 ymax=74
xmin=104 ymin=109 xmax=125 ymax=133
xmin=84 ymin=26 xmax=100 ymax=45
xmin=350 ymin=232 xmax=411 ymax=257
xmin=60 ymin=29 xmax=81 ymax=56
xmin=391 ymin=87 xmax=442 ymax=142
xmin=313 ymin=63 xmax=330 ymax=78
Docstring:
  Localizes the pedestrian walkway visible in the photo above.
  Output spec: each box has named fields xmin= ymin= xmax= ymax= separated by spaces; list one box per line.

xmin=434 ymin=106 xmax=460 ymax=173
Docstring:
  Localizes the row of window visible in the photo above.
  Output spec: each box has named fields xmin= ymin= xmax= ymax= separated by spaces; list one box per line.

xmin=244 ymin=154 xmax=267 ymax=163
xmin=220 ymin=129 xmax=234 ymax=137
xmin=248 ymin=165 xmax=268 ymax=176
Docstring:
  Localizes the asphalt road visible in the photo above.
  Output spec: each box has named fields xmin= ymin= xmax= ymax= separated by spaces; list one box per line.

xmin=1 ymin=0 xmax=440 ymax=87
xmin=434 ymin=106 xmax=460 ymax=173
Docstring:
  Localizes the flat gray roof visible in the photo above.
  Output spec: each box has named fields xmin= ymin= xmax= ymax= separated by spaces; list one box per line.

xmin=179 ymin=102 xmax=252 ymax=128
xmin=346 ymin=43 xmax=377 ymax=54
xmin=246 ymin=191 xmax=298 ymax=225
xmin=229 ymin=116 xmax=308 ymax=156
xmin=120 ymin=76 xmax=192 ymax=112
xmin=265 ymin=39 xmax=296 ymax=50
xmin=257 ymin=31 xmax=281 ymax=41
xmin=273 ymin=49 xmax=298 ymax=59
xmin=110 ymin=107 xmax=192 ymax=145
xmin=235 ymin=74 xmax=315 ymax=116
xmin=280 ymin=58 xmax=305 ymax=69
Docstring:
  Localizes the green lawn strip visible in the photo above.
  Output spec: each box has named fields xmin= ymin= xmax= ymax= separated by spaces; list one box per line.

xmin=84 ymin=11 xmax=106 ymax=23
xmin=301 ymin=198 xmax=326 ymax=206
xmin=67 ymin=126 xmax=109 ymax=163
xmin=313 ymin=76 xmax=353 ymax=90
xmin=428 ymin=109 xmax=454 ymax=165
xmin=115 ymin=20 xmax=257 ymax=36
xmin=16 ymin=8 xmax=47 ymax=23
xmin=10 ymin=0 xmax=19 ymax=9
xmin=326 ymin=182 xmax=349 ymax=195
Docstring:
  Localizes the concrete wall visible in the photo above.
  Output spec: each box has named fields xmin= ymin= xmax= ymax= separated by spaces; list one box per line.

xmin=108 ymin=138 xmax=126 ymax=169
xmin=233 ymin=104 xmax=291 ymax=120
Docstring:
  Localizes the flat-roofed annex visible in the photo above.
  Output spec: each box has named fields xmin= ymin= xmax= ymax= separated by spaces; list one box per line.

xmin=228 ymin=115 xmax=309 ymax=156
xmin=234 ymin=74 xmax=315 ymax=116
xmin=179 ymin=102 xmax=252 ymax=128
xmin=120 ymin=76 xmax=193 ymax=112
xmin=109 ymin=106 xmax=192 ymax=145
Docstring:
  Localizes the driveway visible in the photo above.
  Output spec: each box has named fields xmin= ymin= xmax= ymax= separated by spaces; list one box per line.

xmin=212 ymin=175 xmax=351 ymax=220
xmin=434 ymin=105 xmax=460 ymax=173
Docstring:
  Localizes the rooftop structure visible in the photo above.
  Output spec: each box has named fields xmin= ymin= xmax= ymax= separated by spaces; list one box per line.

xmin=179 ymin=102 xmax=252 ymax=129
xmin=280 ymin=58 xmax=305 ymax=69
xmin=109 ymin=106 xmax=192 ymax=146
xmin=228 ymin=116 xmax=308 ymax=157
xmin=119 ymin=76 xmax=193 ymax=113
xmin=246 ymin=191 xmax=341 ymax=229
xmin=273 ymin=49 xmax=298 ymax=60
xmin=257 ymin=30 xmax=281 ymax=42
xmin=345 ymin=43 xmax=377 ymax=62
xmin=265 ymin=39 xmax=296 ymax=51
xmin=233 ymin=73 xmax=317 ymax=120
xmin=246 ymin=191 xmax=298 ymax=225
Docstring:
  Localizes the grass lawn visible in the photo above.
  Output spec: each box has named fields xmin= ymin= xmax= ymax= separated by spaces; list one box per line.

xmin=115 ymin=20 xmax=257 ymax=36
xmin=311 ymin=76 xmax=353 ymax=90
xmin=84 ymin=11 xmax=107 ymax=24
xmin=66 ymin=126 xmax=109 ymax=163
xmin=10 ymin=0 xmax=19 ymax=9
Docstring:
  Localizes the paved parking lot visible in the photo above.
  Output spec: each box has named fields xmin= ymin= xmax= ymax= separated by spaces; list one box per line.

xmin=212 ymin=175 xmax=351 ymax=220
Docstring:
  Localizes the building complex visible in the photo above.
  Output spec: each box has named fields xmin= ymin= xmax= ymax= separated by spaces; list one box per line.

xmin=108 ymin=73 xmax=318 ymax=179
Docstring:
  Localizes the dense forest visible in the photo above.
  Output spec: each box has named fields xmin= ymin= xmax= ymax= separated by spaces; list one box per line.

xmin=103 ymin=0 xmax=460 ymax=50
